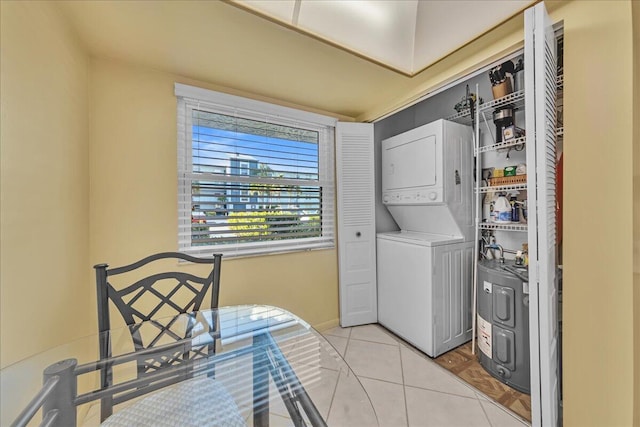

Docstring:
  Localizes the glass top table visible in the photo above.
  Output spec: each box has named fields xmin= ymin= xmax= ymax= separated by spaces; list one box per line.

xmin=1 ymin=305 xmax=378 ymax=427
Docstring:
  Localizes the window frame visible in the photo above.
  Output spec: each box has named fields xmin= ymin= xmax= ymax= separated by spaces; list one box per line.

xmin=175 ymin=83 xmax=337 ymax=258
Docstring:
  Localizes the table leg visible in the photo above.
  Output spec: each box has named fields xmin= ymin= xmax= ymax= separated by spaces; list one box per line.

xmin=253 ymin=334 xmax=270 ymax=427
xmin=263 ymin=333 xmax=326 ymax=427
xmin=43 ymin=358 xmax=77 ymax=427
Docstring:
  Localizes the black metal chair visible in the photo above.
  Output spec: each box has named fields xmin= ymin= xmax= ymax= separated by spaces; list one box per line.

xmin=93 ymin=252 xmax=223 ymax=422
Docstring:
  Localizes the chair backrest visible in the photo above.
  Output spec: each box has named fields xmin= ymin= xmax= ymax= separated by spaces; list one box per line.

xmin=94 ymin=252 xmax=222 ymax=331
xmin=93 ymin=252 xmax=222 ymax=420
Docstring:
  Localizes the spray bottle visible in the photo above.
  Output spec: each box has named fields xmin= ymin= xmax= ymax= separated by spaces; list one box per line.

xmin=483 ymin=191 xmax=496 ymax=222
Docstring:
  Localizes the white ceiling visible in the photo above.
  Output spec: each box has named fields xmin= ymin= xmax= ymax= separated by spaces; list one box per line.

xmin=233 ymin=0 xmax=533 ymax=74
xmin=55 ymin=1 xmax=533 ymax=120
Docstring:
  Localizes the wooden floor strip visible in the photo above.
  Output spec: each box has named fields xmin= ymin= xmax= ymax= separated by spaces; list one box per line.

xmin=434 ymin=342 xmax=532 ymax=422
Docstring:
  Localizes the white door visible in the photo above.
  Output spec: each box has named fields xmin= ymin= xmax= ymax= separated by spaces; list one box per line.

xmin=336 ymin=122 xmax=377 ymax=327
xmin=524 ymin=3 xmax=559 ymax=426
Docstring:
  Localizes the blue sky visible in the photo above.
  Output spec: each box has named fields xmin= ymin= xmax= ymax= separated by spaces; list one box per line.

xmin=193 ymin=126 xmax=319 ymax=180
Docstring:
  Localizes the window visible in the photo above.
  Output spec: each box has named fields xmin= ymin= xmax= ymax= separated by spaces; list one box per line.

xmin=176 ymin=84 xmax=336 ymax=257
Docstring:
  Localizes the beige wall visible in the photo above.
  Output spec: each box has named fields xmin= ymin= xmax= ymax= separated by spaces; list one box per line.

xmin=88 ymin=58 xmax=340 ymax=330
xmin=559 ymin=1 xmax=634 ymax=425
xmin=633 ymin=1 xmax=640 ymax=424
xmin=0 ymin=1 xmax=91 ymax=368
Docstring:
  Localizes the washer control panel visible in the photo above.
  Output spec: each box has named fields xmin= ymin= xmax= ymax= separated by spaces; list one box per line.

xmin=382 ymin=189 xmax=443 ymax=205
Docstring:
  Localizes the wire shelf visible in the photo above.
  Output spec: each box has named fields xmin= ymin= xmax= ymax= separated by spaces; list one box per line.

xmin=478 ymin=90 xmax=525 ymax=112
xmin=557 ymin=73 xmax=564 ymax=90
xmin=446 ymin=109 xmax=474 ymax=126
xmin=477 ymin=183 xmax=528 ymax=194
xmin=476 ymin=136 xmax=526 ymax=154
xmin=479 ymin=222 xmax=528 ymax=232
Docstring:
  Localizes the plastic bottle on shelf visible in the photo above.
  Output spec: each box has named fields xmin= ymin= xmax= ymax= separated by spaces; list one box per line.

xmin=494 ymin=194 xmax=512 ymax=223
xmin=510 ymin=196 xmax=520 ymax=222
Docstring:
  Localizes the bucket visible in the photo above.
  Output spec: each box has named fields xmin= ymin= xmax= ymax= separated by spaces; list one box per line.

xmin=513 ymin=70 xmax=524 ymax=92
xmin=491 ymin=79 xmax=512 ymax=99
xmin=494 ymin=195 xmax=512 ymax=223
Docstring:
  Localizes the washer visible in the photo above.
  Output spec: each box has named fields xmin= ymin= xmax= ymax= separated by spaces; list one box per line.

xmin=377 ymin=231 xmax=473 ymax=357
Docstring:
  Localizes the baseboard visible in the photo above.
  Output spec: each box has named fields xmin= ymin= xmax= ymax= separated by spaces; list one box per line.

xmin=313 ymin=318 xmax=340 ymax=332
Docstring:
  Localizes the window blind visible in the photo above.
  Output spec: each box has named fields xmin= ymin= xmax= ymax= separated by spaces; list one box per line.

xmin=176 ymin=84 xmax=336 ymax=257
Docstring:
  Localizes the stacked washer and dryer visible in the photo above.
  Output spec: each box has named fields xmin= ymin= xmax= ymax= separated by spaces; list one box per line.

xmin=377 ymin=119 xmax=474 ymax=358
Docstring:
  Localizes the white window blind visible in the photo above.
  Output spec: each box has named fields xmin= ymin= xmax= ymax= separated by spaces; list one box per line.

xmin=176 ymin=83 xmax=336 ymax=258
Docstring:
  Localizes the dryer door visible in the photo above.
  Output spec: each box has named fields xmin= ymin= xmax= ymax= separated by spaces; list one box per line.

xmin=381 ymin=120 xmax=443 ymax=205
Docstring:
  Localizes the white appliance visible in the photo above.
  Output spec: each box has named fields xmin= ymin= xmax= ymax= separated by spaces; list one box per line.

xmin=377 ymin=119 xmax=474 ymax=357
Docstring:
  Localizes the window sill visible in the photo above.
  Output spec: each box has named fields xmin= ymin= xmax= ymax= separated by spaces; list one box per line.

xmin=181 ymin=241 xmax=335 ymax=260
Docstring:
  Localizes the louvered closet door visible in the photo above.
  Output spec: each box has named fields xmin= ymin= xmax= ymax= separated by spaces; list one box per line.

xmin=336 ymin=123 xmax=376 ymax=327
xmin=525 ymin=2 xmax=559 ymax=426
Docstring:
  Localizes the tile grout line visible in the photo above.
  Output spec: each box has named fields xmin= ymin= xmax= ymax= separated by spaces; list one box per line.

xmin=402 ymin=341 xmax=505 ymax=400
xmin=348 ymin=336 xmax=400 ymax=347
xmin=345 ymin=332 xmax=385 ymax=427
xmin=324 ymin=327 xmax=352 ymax=422
xmin=324 ymin=369 xmax=342 ymax=424
xmin=478 ymin=399 xmax=493 ymax=427
xmin=404 ymin=339 xmax=531 ymax=423
xmin=345 ymin=329 xmax=409 ymax=427
xmin=397 ymin=342 xmax=482 ymax=401
xmin=331 ymin=325 xmax=530 ymax=425
xmin=477 ymin=392 xmax=497 ymax=427
xmin=323 ymin=333 xmax=348 ymax=340
xmin=403 ymin=384 xmax=486 ymax=401
xmin=353 ymin=374 xmax=403 ymax=387
xmin=348 ymin=324 xmax=400 ymax=344
xmin=342 ymin=332 xmax=409 ymax=426
xmin=474 ymin=388 xmax=530 ymax=424
xmin=480 ymin=398 xmax=531 ymax=426
xmin=398 ymin=345 xmax=410 ymax=427
xmin=478 ymin=398 xmax=531 ymax=427
xmin=349 ymin=338 xmax=399 ymax=347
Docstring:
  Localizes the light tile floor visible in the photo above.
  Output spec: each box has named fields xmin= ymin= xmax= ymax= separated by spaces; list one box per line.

xmin=81 ymin=324 xmax=528 ymax=427
xmin=322 ymin=324 xmax=529 ymax=427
